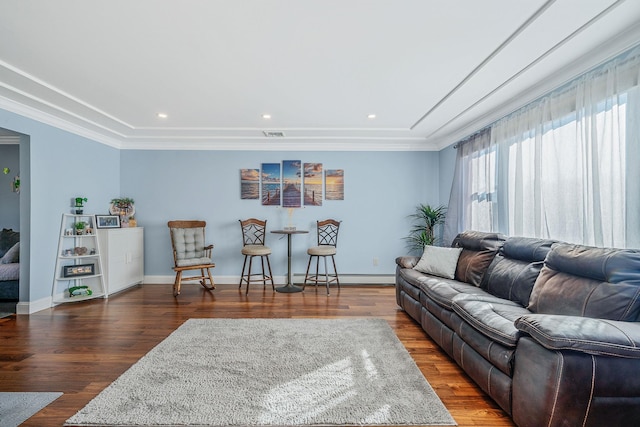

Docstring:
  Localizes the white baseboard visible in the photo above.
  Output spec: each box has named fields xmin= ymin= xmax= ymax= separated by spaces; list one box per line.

xmin=17 ymin=296 xmax=52 ymax=315
xmin=144 ymin=274 xmax=394 ymax=286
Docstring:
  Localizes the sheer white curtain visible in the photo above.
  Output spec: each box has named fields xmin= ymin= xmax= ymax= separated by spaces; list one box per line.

xmin=445 ymin=45 xmax=640 ymax=248
xmin=443 ymin=129 xmax=496 ymax=245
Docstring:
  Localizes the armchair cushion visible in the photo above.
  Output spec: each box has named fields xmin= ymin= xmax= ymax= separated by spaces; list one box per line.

xmin=172 ymin=227 xmax=206 ymax=260
xmin=515 ymin=314 xmax=640 ymax=358
xmin=176 ymin=256 xmax=213 ymax=267
xmin=414 ymin=246 xmax=462 ymax=279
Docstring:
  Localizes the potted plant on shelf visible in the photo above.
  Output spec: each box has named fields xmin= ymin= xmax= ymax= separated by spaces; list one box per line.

xmin=109 ymin=197 xmax=135 ymax=220
xmin=405 ymin=204 xmax=447 ymax=253
xmin=74 ymin=197 xmax=87 ymax=214
xmin=75 ymin=221 xmax=87 ymax=235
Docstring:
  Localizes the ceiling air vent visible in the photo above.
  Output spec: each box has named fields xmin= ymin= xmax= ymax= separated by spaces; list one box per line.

xmin=263 ymin=131 xmax=286 ymax=137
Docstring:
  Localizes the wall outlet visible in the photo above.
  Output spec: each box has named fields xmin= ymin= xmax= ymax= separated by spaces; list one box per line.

xmin=373 ymin=257 xmax=379 ymax=266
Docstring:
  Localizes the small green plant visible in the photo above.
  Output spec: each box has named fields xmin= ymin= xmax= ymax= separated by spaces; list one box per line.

xmin=111 ymin=197 xmax=134 ymax=207
xmin=74 ymin=197 xmax=87 ymax=214
xmin=405 ymin=204 xmax=447 ymax=253
xmin=75 ymin=221 xmax=86 ymax=230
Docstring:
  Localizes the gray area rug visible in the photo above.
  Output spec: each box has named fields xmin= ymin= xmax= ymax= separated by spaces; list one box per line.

xmin=66 ymin=318 xmax=456 ymax=426
xmin=0 ymin=392 xmax=63 ymax=427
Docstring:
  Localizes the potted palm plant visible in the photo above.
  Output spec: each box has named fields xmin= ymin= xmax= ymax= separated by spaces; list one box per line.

xmin=405 ymin=204 xmax=447 ymax=253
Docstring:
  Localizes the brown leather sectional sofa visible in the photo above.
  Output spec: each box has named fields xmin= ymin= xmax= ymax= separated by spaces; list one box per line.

xmin=395 ymin=230 xmax=640 ymax=427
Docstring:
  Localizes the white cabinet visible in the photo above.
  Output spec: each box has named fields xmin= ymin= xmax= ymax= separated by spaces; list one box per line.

xmin=98 ymin=227 xmax=144 ymax=295
xmin=52 ymin=214 xmax=106 ymax=304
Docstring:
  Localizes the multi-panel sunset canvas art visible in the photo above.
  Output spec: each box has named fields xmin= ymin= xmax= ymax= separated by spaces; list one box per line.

xmin=242 ymin=161 xmax=343 ymax=206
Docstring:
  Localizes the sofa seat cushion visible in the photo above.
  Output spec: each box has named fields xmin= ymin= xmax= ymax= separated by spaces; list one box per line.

xmin=452 ymin=295 xmax=531 ymax=347
xmin=529 ymin=244 xmax=640 ymax=321
xmin=516 ymin=314 xmax=640 ymax=358
xmin=419 ymin=276 xmax=493 ymax=309
xmin=456 ymin=320 xmax=517 ymax=377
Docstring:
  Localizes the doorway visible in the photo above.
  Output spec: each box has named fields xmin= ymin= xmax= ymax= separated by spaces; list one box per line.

xmin=0 ymin=129 xmax=21 ymax=315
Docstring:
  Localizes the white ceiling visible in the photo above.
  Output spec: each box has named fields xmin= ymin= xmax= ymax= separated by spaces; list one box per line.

xmin=1 ymin=0 xmax=640 ymax=151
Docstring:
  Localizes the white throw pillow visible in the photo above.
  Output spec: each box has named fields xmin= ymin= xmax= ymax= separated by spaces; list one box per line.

xmin=413 ymin=245 xmax=463 ymax=279
xmin=0 ymin=241 xmax=19 ymax=264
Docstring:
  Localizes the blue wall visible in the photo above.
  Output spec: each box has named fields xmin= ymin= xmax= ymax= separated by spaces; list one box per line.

xmin=0 ymin=108 xmax=120 ymax=302
xmin=121 ymin=150 xmax=441 ymax=280
xmin=1 ymin=105 xmax=452 ymax=305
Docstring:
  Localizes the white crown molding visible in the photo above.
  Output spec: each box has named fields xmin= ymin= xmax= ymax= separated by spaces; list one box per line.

xmin=0 ymin=96 xmax=124 ymax=149
xmin=122 ymin=137 xmax=436 ymax=152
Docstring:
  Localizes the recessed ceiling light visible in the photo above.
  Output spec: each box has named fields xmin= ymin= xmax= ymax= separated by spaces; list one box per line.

xmin=367 ymin=114 xmax=376 ymax=119
xmin=157 ymin=113 xmax=168 ymax=119
xmin=262 ymin=114 xmax=272 ymax=119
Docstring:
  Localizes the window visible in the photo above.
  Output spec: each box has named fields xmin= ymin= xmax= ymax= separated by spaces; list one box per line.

xmin=446 ymin=46 xmax=640 ymax=248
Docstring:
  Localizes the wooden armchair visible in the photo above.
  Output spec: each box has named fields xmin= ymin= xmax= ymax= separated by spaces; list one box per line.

xmin=168 ymin=220 xmax=215 ymax=296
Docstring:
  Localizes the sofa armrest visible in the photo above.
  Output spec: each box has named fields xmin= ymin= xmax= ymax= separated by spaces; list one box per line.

xmin=515 ymin=314 xmax=640 ymax=358
xmin=395 ymin=256 xmax=419 ymax=269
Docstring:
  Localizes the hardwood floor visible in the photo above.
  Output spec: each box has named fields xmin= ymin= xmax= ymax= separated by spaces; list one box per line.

xmin=0 ymin=283 xmax=514 ymax=426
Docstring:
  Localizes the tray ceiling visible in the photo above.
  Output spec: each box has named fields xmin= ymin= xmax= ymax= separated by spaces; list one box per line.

xmin=1 ymin=0 xmax=639 ymax=150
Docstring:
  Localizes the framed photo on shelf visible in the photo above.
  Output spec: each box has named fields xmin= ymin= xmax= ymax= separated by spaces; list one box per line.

xmin=63 ymin=263 xmax=95 ymax=278
xmin=95 ymin=214 xmax=121 ymax=229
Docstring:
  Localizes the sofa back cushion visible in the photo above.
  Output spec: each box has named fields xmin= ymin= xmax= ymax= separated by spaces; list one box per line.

xmin=0 ymin=228 xmax=20 ymax=259
xmin=529 ymin=243 xmax=640 ymax=321
xmin=452 ymin=231 xmax=506 ymax=286
xmin=481 ymin=237 xmax=556 ymax=307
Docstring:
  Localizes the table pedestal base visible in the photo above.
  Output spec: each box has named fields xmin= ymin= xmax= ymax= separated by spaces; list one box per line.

xmin=276 ymin=284 xmax=303 ymax=293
